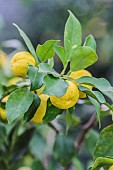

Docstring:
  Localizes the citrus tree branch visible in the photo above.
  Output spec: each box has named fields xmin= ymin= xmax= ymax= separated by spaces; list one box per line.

xmin=75 ymin=112 xmax=96 ymax=149
xmin=48 ymin=122 xmax=59 ymax=134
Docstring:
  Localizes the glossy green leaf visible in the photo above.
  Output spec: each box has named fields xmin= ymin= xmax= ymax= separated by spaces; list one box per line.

xmin=39 ymin=63 xmax=60 ymax=77
xmin=76 ymin=76 xmax=112 ymax=92
xmin=24 ymin=94 xmax=40 ymax=122
xmin=43 ymin=98 xmax=63 ymax=123
xmin=43 ymin=74 xmax=68 ymax=97
xmin=94 ymin=125 xmax=113 ymax=160
xmin=79 ymin=86 xmax=112 ymax=111
xmin=53 ymin=45 xmax=67 ymax=66
xmin=88 ymin=96 xmax=101 ymax=128
xmin=79 ymin=86 xmax=106 ymax=103
xmin=27 ymin=65 xmax=46 ymax=90
xmin=84 ymin=34 xmax=96 ymax=51
xmin=13 ymin=23 xmax=38 ymax=64
xmin=70 ymin=46 xmax=98 ymax=71
xmin=36 ymin=40 xmax=59 ymax=62
xmin=89 ymin=157 xmax=113 ymax=170
xmin=64 ymin=10 xmax=82 ymax=60
xmin=6 ymin=87 xmax=33 ymax=124
xmin=53 ymin=134 xmax=75 ymax=166
xmin=48 ymin=57 xmax=54 ymax=68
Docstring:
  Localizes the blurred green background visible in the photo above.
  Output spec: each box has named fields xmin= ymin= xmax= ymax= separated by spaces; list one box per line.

xmin=0 ymin=0 xmax=113 ymax=80
xmin=0 ymin=0 xmax=113 ymax=169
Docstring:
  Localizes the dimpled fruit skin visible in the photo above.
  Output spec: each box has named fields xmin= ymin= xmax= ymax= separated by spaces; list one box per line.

xmin=109 ymin=165 xmax=113 ymax=170
xmin=50 ymin=81 xmax=79 ymax=109
xmin=11 ymin=52 xmax=36 ymax=78
xmin=31 ymin=94 xmax=49 ymax=124
xmin=0 ymin=96 xmax=9 ymax=121
xmin=0 ymin=50 xmax=7 ymax=68
xmin=69 ymin=70 xmax=92 ymax=98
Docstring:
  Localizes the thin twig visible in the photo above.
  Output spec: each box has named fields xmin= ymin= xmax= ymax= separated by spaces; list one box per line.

xmin=75 ymin=112 xmax=96 ymax=149
xmin=48 ymin=122 xmax=59 ymax=134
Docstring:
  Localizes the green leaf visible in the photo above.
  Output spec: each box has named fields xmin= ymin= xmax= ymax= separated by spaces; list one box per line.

xmin=32 ymin=160 xmax=45 ymax=170
xmin=43 ymin=74 xmax=68 ymax=97
xmin=70 ymin=46 xmax=98 ymax=71
xmin=29 ymin=132 xmax=47 ymax=161
xmin=48 ymin=58 xmax=54 ymax=68
xmin=36 ymin=40 xmax=59 ymax=62
xmin=84 ymin=129 xmax=99 ymax=155
xmin=6 ymin=87 xmax=33 ymax=124
xmin=27 ymin=65 xmax=46 ymax=90
xmin=79 ymin=86 xmax=106 ymax=103
xmin=64 ymin=10 xmax=82 ymax=60
xmin=13 ymin=23 xmax=38 ymax=64
xmin=53 ymin=45 xmax=67 ymax=66
xmin=38 ymin=63 xmax=60 ymax=77
xmin=62 ymin=110 xmax=80 ymax=134
xmin=0 ymin=123 xmax=6 ymax=149
xmin=79 ymin=86 xmax=112 ymax=111
xmin=10 ymin=127 xmax=35 ymax=165
xmin=84 ymin=34 xmax=96 ymax=51
xmin=76 ymin=76 xmax=112 ymax=92
xmin=43 ymin=98 xmax=63 ymax=123
xmin=89 ymin=157 xmax=113 ymax=170
xmin=24 ymin=94 xmax=40 ymax=122
xmin=88 ymin=96 xmax=101 ymax=128
xmin=53 ymin=134 xmax=75 ymax=166
xmin=94 ymin=125 xmax=113 ymax=160
xmin=72 ymin=157 xmax=84 ymax=170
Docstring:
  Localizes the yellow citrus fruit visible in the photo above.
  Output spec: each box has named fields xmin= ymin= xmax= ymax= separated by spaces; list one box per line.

xmin=17 ymin=167 xmax=32 ymax=170
xmin=36 ymin=85 xmax=45 ymax=95
xmin=0 ymin=50 xmax=8 ymax=69
xmin=69 ymin=70 xmax=92 ymax=98
xmin=10 ymin=52 xmax=36 ymax=78
xmin=31 ymin=94 xmax=49 ymax=124
xmin=8 ymin=77 xmax=22 ymax=86
xmin=109 ymin=165 xmax=113 ymax=170
xmin=50 ymin=81 xmax=79 ymax=109
xmin=0 ymin=95 xmax=9 ymax=121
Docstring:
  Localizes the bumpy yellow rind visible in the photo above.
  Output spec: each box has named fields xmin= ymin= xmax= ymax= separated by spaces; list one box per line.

xmin=0 ymin=95 xmax=9 ymax=121
xmin=0 ymin=50 xmax=8 ymax=69
xmin=50 ymin=81 xmax=79 ymax=109
xmin=10 ymin=52 xmax=36 ymax=78
xmin=69 ymin=70 xmax=92 ymax=98
xmin=31 ymin=94 xmax=49 ymax=124
xmin=109 ymin=165 xmax=113 ymax=170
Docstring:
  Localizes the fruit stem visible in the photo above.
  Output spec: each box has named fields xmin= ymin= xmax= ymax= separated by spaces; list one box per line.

xmin=61 ymin=62 xmax=68 ymax=75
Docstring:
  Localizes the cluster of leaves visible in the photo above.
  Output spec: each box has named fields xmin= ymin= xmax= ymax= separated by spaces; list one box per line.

xmin=1 ymin=10 xmax=113 ymax=170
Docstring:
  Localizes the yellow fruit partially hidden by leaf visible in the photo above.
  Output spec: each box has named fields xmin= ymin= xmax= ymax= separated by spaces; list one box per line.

xmin=11 ymin=52 xmax=36 ymax=78
xmin=36 ymin=85 xmax=45 ymax=95
xmin=8 ymin=77 xmax=22 ymax=86
xmin=0 ymin=50 xmax=8 ymax=69
xmin=31 ymin=94 xmax=49 ymax=124
xmin=17 ymin=166 xmax=32 ymax=170
xmin=69 ymin=70 xmax=92 ymax=98
xmin=0 ymin=95 xmax=9 ymax=121
xmin=109 ymin=165 xmax=113 ymax=170
xmin=50 ymin=81 xmax=79 ymax=109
